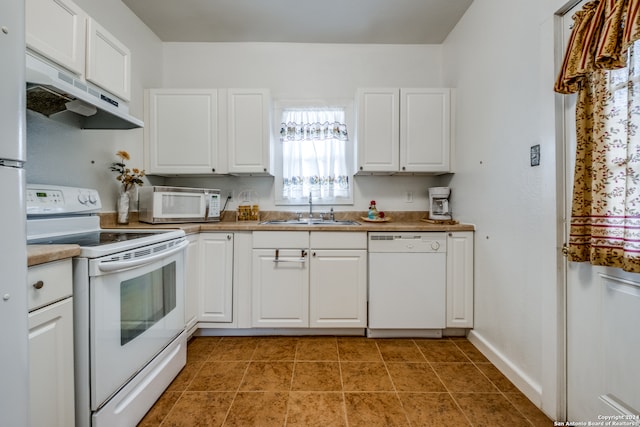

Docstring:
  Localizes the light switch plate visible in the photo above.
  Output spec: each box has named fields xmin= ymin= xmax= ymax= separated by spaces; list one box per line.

xmin=530 ymin=144 xmax=540 ymax=167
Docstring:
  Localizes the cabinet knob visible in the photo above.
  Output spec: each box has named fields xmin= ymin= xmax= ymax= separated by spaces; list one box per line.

xmin=359 ymin=166 xmax=363 ymax=171
xmin=227 ymin=234 xmax=232 ymax=240
xmin=263 ymin=168 xmax=267 ymax=172
xmin=212 ymin=168 xmax=216 ymax=172
xmin=402 ymin=166 xmax=406 ymax=171
xmin=33 ymin=280 xmax=44 ymax=290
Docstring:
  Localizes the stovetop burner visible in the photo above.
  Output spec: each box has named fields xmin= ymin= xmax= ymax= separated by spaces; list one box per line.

xmin=27 ymin=230 xmax=168 ymax=247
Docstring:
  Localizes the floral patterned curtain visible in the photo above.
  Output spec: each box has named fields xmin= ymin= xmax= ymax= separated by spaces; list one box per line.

xmin=555 ymin=0 xmax=640 ymax=272
xmin=280 ymin=108 xmax=350 ymax=202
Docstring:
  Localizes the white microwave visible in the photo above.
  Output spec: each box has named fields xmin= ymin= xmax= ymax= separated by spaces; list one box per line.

xmin=138 ymin=186 xmax=221 ymax=224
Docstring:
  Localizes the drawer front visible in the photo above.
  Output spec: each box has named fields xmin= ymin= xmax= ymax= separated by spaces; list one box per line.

xmin=310 ymin=232 xmax=367 ymax=249
xmin=252 ymin=231 xmax=309 ymax=248
xmin=27 ymin=259 xmax=73 ymax=312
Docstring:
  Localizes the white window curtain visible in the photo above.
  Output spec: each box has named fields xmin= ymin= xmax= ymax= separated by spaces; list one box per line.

xmin=280 ymin=108 xmax=350 ymax=202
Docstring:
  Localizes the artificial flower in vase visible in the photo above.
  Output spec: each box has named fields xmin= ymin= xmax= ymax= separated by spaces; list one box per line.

xmin=110 ymin=150 xmax=145 ymax=224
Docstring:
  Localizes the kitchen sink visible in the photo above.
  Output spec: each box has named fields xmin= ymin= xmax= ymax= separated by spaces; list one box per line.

xmin=260 ymin=219 xmax=360 ymax=226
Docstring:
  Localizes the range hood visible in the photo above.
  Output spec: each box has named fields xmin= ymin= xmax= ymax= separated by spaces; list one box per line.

xmin=25 ymin=53 xmax=143 ymax=129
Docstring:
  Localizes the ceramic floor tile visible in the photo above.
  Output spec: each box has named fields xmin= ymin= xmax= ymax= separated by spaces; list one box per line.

xmin=386 ymin=362 xmax=447 ymax=392
xmin=398 ymin=392 xmax=472 ymax=426
xmin=452 ymin=392 xmax=533 ymax=427
xmin=343 ymin=392 xmax=409 ymax=427
xmin=160 ymin=391 xmax=234 ymax=427
xmin=239 ymin=361 xmax=293 ymax=391
xmin=143 ymin=337 xmax=553 ymax=426
xmin=291 ymin=361 xmax=342 ymax=391
xmin=295 ymin=337 xmax=339 ymax=361
xmin=432 ymin=363 xmax=498 ymax=393
xmin=253 ymin=337 xmax=298 ymax=361
xmin=337 ymin=337 xmax=382 ymax=361
xmin=166 ymin=360 xmax=204 ymax=392
xmin=186 ymin=337 xmax=221 ymax=362
xmin=340 ymin=361 xmax=395 ymax=392
xmin=187 ymin=361 xmax=248 ymax=391
xmin=475 ymin=363 xmax=520 ymax=392
xmin=137 ymin=391 xmax=181 ymax=427
xmin=224 ymin=391 xmax=289 ymax=427
xmin=414 ymin=339 xmax=470 ymax=362
xmin=452 ymin=339 xmax=490 ymax=363
xmin=504 ymin=392 xmax=554 ymax=426
xmin=286 ymin=392 xmax=347 ymax=426
xmin=375 ymin=339 xmax=427 ymax=362
xmin=210 ymin=337 xmax=258 ymax=361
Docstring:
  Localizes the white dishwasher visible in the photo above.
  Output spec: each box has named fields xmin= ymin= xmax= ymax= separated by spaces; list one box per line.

xmin=368 ymin=232 xmax=446 ymax=338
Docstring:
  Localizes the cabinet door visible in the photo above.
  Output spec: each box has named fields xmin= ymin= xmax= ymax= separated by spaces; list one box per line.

xmin=199 ymin=233 xmax=234 ymax=323
xmin=145 ymin=89 xmax=221 ymax=175
xmin=252 ymin=249 xmax=309 ymax=327
xmin=400 ymin=88 xmax=451 ymax=172
xmin=29 ymin=298 xmax=75 ymax=427
xmin=85 ymin=18 xmax=131 ymax=101
xmin=356 ymin=88 xmax=399 ymax=173
xmin=310 ymin=249 xmax=367 ymax=328
xmin=446 ymin=231 xmax=474 ymax=328
xmin=26 ymin=0 xmax=87 ymax=75
xmin=227 ymin=89 xmax=271 ymax=174
xmin=184 ymin=234 xmax=199 ymax=333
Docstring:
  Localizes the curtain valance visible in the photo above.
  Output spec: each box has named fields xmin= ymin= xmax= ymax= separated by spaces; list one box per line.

xmin=554 ymin=0 xmax=640 ymax=94
xmin=280 ymin=109 xmax=348 ymax=142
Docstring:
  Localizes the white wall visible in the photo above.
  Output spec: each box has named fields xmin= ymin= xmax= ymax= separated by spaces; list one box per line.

xmin=160 ymin=42 xmax=449 ymax=212
xmin=442 ymin=0 xmax=571 ymax=419
xmin=25 ymin=0 xmax=162 ymax=211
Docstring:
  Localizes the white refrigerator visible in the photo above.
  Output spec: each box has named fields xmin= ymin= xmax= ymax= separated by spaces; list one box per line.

xmin=0 ymin=0 xmax=29 ymax=426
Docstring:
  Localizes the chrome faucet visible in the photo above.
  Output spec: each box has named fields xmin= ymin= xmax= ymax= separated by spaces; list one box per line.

xmin=308 ymin=192 xmax=313 ymax=219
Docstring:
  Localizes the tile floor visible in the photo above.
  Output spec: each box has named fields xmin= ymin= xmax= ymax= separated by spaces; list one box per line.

xmin=138 ymin=336 xmax=553 ymax=426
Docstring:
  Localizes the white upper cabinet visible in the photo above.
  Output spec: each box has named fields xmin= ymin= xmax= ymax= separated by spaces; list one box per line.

xmin=26 ymin=0 xmax=87 ymax=75
xmin=227 ymin=89 xmax=271 ymax=174
xmin=144 ymin=88 xmax=270 ymax=175
xmin=356 ymin=88 xmax=400 ymax=173
xmin=400 ymin=88 xmax=451 ymax=173
xmin=26 ymin=0 xmax=131 ymax=100
xmin=85 ymin=18 xmax=131 ymax=101
xmin=357 ymin=87 xmax=452 ymax=174
xmin=144 ymin=89 xmax=222 ymax=175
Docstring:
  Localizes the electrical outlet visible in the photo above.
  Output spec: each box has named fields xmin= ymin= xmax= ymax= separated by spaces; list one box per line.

xmin=405 ymin=191 xmax=414 ymax=203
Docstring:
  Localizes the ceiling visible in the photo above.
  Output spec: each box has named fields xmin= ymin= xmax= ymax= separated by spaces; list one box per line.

xmin=121 ymin=0 xmax=474 ymax=44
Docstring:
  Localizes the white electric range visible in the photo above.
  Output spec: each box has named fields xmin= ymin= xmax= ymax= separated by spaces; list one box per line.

xmin=26 ymin=184 xmax=188 ymax=427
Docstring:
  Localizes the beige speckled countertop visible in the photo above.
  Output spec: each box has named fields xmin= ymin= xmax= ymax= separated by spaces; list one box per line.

xmin=27 ymin=244 xmax=81 ymax=267
xmin=28 ymin=211 xmax=474 ymax=266
xmin=99 ymin=210 xmax=475 ymax=233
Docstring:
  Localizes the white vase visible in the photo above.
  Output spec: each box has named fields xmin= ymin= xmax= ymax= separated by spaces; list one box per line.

xmin=116 ymin=189 xmax=131 ymax=225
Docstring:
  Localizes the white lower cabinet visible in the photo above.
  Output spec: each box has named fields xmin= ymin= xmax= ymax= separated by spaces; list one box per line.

xmin=446 ymin=231 xmax=474 ymax=328
xmin=27 ymin=259 xmax=75 ymax=427
xmin=252 ymin=231 xmax=367 ymax=328
xmin=309 ymin=233 xmax=367 ymax=328
xmin=198 ymin=233 xmax=234 ymax=323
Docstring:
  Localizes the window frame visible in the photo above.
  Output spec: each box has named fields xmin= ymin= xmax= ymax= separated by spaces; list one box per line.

xmin=273 ymin=99 xmax=355 ymax=206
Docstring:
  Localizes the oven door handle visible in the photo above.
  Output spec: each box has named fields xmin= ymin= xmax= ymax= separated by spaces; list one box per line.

xmin=97 ymin=240 xmax=189 ymax=273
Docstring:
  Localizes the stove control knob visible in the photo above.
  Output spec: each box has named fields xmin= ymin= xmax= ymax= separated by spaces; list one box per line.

xmin=78 ymin=193 xmax=88 ymax=205
xmin=431 ymin=241 xmax=440 ymax=251
xmin=88 ymin=193 xmax=98 ymax=204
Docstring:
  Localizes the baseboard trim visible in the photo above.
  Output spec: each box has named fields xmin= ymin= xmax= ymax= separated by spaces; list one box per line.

xmin=467 ymin=330 xmax=542 ymax=407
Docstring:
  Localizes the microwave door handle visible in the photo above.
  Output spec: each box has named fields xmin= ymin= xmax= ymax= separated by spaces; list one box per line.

xmin=203 ymin=193 xmax=210 ymax=221
xmin=97 ymin=240 xmax=189 ymax=273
